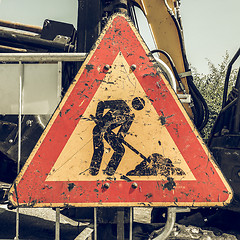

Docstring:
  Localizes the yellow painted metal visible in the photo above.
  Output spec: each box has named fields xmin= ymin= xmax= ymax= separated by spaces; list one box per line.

xmin=134 ymin=0 xmax=193 ymax=118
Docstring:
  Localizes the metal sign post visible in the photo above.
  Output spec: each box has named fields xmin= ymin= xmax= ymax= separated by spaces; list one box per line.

xmin=94 ymin=208 xmax=97 ymax=240
xmin=117 ymin=208 xmax=125 ymax=240
xmin=55 ymin=208 xmax=60 ymax=240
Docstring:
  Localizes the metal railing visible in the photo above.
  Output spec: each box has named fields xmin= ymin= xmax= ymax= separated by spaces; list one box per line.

xmin=0 ymin=53 xmax=86 ymax=240
xmin=0 ymin=52 xmax=86 ymax=62
xmin=0 ymin=52 xmax=190 ymax=240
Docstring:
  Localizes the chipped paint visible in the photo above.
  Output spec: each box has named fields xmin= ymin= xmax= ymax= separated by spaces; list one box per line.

xmin=85 ymin=64 xmax=94 ymax=72
xmin=163 ymin=177 xmax=176 ymax=191
xmin=67 ymin=183 xmax=76 ymax=192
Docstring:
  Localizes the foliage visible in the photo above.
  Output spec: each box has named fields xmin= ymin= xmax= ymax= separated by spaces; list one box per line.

xmin=191 ymin=51 xmax=238 ymax=140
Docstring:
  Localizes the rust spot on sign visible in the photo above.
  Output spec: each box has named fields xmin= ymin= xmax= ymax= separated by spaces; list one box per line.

xmin=159 ymin=111 xmax=174 ymax=126
xmin=67 ymin=183 xmax=76 ymax=192
xmin=65 ymin=109 xmax=71 ymax=115
xmin=85 ymin=64 xmax=94 ymax=72
xmin=145 ymin=193 xmax=153 ymax=199
xmin=159 ymin=115 xmax=167 ymax=125
xmin=163 ymin=177 xmax=176 ymax=191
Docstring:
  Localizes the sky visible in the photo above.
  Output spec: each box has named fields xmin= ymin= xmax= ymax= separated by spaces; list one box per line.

xmin=181 ymin=0 xmax=240 ymax=73
xmin=0 ymin=0 xmax=239 ymax=74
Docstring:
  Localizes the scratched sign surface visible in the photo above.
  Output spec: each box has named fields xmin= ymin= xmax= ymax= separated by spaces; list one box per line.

xmin=9 ymin=14 xmax=232 ymax=207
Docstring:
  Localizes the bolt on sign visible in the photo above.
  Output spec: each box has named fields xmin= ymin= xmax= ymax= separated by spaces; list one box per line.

xmin=9 ymin=14 xmax=232 ymax=207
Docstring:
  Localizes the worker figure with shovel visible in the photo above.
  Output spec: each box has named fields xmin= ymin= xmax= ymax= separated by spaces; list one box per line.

xmin=89 ymin=97 xmax=145 ymax=176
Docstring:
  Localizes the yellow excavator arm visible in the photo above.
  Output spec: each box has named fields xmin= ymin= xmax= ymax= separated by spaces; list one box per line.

xmin=133 ymin=0 xmax=193 ymax=117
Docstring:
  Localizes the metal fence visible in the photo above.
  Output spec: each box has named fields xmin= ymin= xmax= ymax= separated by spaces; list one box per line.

xmin=0 ymin=53 xmax=86 ymax=240
xmin=0 ymin=53 xmax=191 ymax=240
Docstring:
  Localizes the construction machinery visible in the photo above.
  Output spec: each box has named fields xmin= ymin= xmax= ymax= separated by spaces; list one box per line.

xmin=0 ymin=0 xmax=239 ymax=239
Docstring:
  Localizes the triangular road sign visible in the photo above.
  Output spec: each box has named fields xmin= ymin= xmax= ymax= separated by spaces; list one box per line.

xmin=9 ymin=14 xmax=232 ymax=207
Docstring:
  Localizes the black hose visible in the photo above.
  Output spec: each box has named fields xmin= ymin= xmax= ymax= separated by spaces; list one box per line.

xmin=151 ymin=49 xmax=209 ymax=130
xmin=164 ymin=8 xmax=209 ymax=130
xmin=222 ymin=48 xmax=240 ymax=108
xmin=128 ymin=1 xmax=140 ymax=31
xmin=166 ymin=7 xmax=189 ymax=71
xmin=188 ymin=76 xmax=209 ymax=130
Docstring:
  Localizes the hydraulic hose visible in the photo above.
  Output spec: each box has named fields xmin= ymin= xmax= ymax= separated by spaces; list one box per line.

xmin=188 ymin=75 xmax=209 ymax=130
xmin=222 ymin=48 xmax=240 ymax=108
xmin=151 ymin=49 xmax=209 ymax=130
xmin=162 ymin=1 xmax=209 ymax=130
xmin=163 ymin=0 xmax=189 ymax=70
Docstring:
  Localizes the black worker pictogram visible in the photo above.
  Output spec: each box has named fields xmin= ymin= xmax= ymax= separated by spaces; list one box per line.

xmin=89 ymin=97 xmax=145 ymax=176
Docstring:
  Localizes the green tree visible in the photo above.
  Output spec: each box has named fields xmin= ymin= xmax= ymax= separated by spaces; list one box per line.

xmin=192 ymin=51 xmax=238 ymax=140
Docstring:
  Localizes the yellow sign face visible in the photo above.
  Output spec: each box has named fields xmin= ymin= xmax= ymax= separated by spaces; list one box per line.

xmin=46 ymin=52 xmax=195 ymax=182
